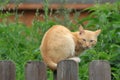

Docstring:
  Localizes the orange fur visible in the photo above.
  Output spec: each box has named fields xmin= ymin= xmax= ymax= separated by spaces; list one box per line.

xmin=40 ymin=25 xmax=101 ymax=70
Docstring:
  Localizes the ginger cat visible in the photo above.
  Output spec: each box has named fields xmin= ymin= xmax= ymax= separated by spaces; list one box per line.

xmin=40 ymin=25 xmax=101 ymax=70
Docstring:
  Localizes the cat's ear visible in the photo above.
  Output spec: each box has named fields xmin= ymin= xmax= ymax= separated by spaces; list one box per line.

xmin=95 ymin=29 xmax=101 ymax=37
xmin=79 ymin=26 xmax=84 ymax=35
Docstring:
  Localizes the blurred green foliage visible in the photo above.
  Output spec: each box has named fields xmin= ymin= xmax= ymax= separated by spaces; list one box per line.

xmin=78 ymin=2 xmax=120 ymax=80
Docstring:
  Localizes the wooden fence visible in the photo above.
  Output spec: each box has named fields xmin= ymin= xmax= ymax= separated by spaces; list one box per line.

xmin=0 ymin=60 xmax=111 ymax=80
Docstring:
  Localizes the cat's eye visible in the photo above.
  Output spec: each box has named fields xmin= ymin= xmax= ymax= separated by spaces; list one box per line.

xmin=90 ymin=40 xmax=94 ymax=42
xmin=82 ymin=39 xmax=86 ymax=41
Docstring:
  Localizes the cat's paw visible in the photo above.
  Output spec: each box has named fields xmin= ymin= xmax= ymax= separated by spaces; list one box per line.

xmin=68 ymin=57 xmax=81 ymax=63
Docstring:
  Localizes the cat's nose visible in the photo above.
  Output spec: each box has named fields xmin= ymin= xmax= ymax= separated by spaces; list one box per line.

xmin=86 ymin=45 xmax=91 ymax=49
xmin=86 ymin=43 xmax=90 ymax=48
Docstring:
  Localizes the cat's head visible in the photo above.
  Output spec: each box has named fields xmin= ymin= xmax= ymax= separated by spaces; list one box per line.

xmin=78 ymin=26 xmax=101 ymax=49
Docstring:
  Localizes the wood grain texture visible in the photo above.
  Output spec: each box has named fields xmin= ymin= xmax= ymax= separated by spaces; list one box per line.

xmin=0 ymin=61 xmax=16 ymax=80
xmin=89 ymin=60 xmax=111 ymax=80
xmin=57 ymin=60 xmax=78 ymax=80
xmin=25 ymin=61 xmax=47 ymax=80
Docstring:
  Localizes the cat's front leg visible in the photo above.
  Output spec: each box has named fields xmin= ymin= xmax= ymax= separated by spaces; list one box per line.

xmin=68 ymin=57 xmax=81 ymax=63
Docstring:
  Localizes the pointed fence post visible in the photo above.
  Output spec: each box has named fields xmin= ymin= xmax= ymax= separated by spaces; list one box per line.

xmin=89 ymin=60 xmax=111 ymax=80
xmin=0 ymin=61 xmax=16 ymax=80
xmin=57 ymin=60 xmax=79 ymax=80
xmin=25 ymin=61 xmax=47 ymax=80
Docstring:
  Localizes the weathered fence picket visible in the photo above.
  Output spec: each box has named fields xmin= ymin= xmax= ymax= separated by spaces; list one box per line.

xmin=89 ymin=60 xmax=111 ymax=80
xmin=57 ymin=60 xmax=78 ymax=80
xmin=0 ymin=61 xmax=15 ymax=80
xmin=25 ymin=61 xmax=47 ymax=80
xmin=0 ymin=60 xmax=111 ymax=80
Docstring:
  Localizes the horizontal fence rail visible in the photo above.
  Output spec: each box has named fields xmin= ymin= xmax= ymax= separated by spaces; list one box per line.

xmin=0 ymin=60 xmax=111 ymax=80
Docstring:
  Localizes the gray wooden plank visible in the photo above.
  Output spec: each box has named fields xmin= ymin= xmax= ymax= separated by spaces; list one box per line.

xmin=0 ymin=61 xmax=16 ymax=80
xmin=25 ymin=61 xmax=47 ymax=80
xmin=89 ymin=60 xmax=111 ymax=80
xmin=57 ymin=60 xmax=78 ymax=80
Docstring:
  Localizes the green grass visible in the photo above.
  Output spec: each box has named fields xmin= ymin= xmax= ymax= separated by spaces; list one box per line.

xmin=0 ymin=1 xmax=120 ymax=80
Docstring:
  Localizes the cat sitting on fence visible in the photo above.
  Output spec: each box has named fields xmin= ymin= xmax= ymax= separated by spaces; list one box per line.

xmin=40 ymin=25 xmax=101 ymax=70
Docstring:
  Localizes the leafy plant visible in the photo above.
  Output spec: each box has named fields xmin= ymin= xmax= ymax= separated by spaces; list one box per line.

xmin=78 ymin=2 xmax=120 ymax=80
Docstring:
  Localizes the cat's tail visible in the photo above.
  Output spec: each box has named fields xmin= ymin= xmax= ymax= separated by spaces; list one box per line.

xmin=42 ymin=55 xmax=57 ymax=71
